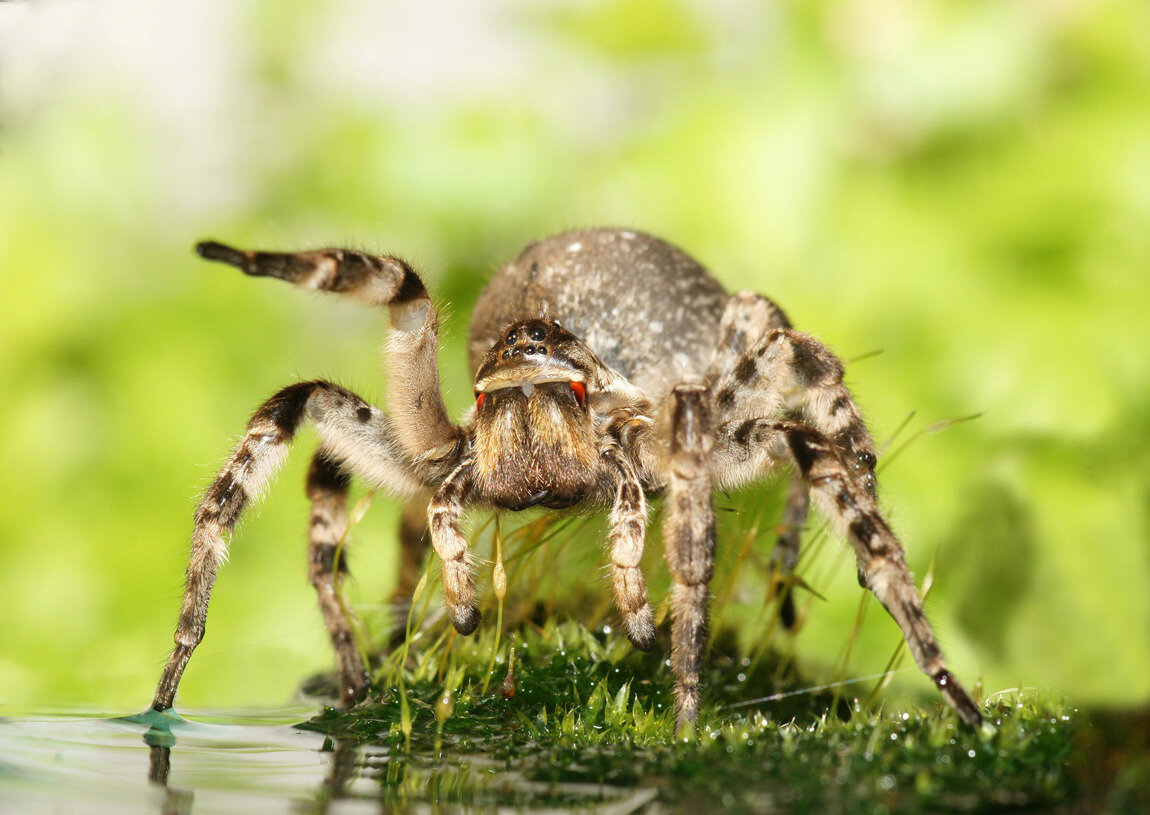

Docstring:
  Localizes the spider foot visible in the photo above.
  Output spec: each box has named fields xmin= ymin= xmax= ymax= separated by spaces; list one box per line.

xmin=339 ymin=673 xmax=370 ymax=709
xmin=450 ymin=603 xmax=481 ymax=635
xmin=624 ymin=604 xmax=656 ymax=652
xmin=673 ymin=683 xmax=701 ymax=735
xmin=934 ymin=670 xmax=983 ymax=728
xmin=195 ymin=240 xmax=247 ymax=267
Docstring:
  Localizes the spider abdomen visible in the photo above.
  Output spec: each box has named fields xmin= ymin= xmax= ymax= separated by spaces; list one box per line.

xmin=468 ymin=228 xmax=728 ymax=399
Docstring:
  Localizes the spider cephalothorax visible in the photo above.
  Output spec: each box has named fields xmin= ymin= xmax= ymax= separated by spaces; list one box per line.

xmin=152 ymin=228 xmax=982 ymax=731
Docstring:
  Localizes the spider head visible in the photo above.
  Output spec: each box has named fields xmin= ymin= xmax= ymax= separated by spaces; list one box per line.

xmin=469 ymin=319 xmax=602 ymax=511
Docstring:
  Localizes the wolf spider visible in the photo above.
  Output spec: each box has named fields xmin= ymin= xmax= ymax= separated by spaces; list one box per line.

xmin=151 ymin=228 xmax=982 ymax=729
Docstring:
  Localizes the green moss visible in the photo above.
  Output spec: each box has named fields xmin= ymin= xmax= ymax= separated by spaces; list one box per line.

xmin=300 ymin=620 xmax=1079 ymax=812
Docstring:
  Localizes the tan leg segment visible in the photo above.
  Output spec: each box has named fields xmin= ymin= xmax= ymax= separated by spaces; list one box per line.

xmin=603 ymin=447 xmax=655 ymax=651
xmin=152 ymin=381 xmax=424 ymax=711
xmin=785 ymin=426 xmax=982 ymax=727
xmin=195 ymin=240 xmax=458 ymax=462
xmin=305 ymin=450 xmax=368 ymax=707
xmin=712 ymin=327 xmax=877 ymax=494
xmin=428 ymin=460 xmax=481 ymax=635
xmin=662 ymin=384 xmax=716 ymax=730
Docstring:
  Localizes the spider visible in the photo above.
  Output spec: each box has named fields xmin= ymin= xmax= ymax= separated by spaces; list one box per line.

xmin=151 ymin=227 xmax=982 ymax=730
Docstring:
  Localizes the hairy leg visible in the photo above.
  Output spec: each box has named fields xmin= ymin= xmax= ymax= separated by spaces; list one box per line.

xmin=602 ymin=446 xmax=655 ymax=651
xmin=717 ymin=417 xmax=982 ymax=727
xmin=711 ymin=326 xmax=877 ymax=494
xmin=662 ymin=384 xmax=716 ymax=730
xmin=788 ymin=426 xmax=981 ymax=726
xmin=771 ymin=477 xmax=810 ymax=628
xmin=709 ymin=292 xmax=812 ymax=628
xmin=152 ymin=381 xmax=432 ymax=711
xmin=706 ymin=290 xmax=793 ymax=379
xmin=196 ymin=241 xmax=458 ymax=461
xmin=305 ymin=450 xmax=368 ymax=707
xmin=427 ymin=459 xmax=481 ymax=636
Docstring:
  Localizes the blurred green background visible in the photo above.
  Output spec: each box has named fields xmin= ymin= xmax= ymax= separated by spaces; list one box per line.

xmin=1 ymin=0 xmax=1147 ymax=713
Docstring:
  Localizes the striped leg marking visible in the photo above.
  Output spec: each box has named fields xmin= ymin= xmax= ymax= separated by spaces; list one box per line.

xmin=708 ymin=291 xmax=811 ymax=629
xmin=663 ymin=384 xmax=716 ymax=731
xmin=603 ymin=446 xmax=655 ymax=651
xmin=195 ymin=240 xmax=457 ymax=463
xmin=428 ymin=460 xmax=481 ymax=636
xmin=152 ymin=380 xmax=428 ymax=712
xmin=706 ymin=290 xmax=792 ymax=384
xmin=785 ymin=427 xmax=982 ymax=727
xmin=305 ymin=450 xmax=368 ymax=708
xmin=712 ymin=327 xmax=878 ymax=495
xmin=195 ymin=242 xmax=427 ymax=308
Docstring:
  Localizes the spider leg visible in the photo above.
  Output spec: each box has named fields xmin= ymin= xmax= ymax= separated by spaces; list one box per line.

xmin=717 ymin=417 xmax=983 ymax=727
xmin=708 ymin=291 xmax=812 ymax=629
xmin=712 ymin=326 xmax=878 ymax=495
xmin=662 ymin=384 xmax=716 ymax=730
xmin=602 ymin=446 xmax=655 ymax=651
xmin=788 ymin=427 xmax=982 ymax=726
xmin=152 ymin=380 xmax=437 ymax=712
xmin=427 ymin=459 xmax=481 ymax=635
xmin=305 ymin=450 xmax=368 ymax=707
xmin=196 ymin=241 xmax=458 ymax=460
xmin=708 ymin=311 xmax=979 ymax=725
xmin=772 ymin=477 xmax=810 ymax=628
xmin=706 ymin=291 xmax=793 ymax=379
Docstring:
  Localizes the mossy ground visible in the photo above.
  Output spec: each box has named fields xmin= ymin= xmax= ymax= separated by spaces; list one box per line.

xmin=290 ymin=504 xmax=1147 ymax=813
xmin=298 ymin=619 xmax=1108 ymax=812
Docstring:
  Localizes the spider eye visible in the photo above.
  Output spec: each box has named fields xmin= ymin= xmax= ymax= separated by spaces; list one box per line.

xmin=569 ymin=381 xmax=586 ymax=408
xmin=475 ymin=392 xmax=487 ymax=411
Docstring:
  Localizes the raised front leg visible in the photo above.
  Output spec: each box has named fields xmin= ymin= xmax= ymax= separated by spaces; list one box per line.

xmin=151 ymin=381 xmax=435 ymax=712
xmin=196 ymin=241 xmax=458 ymax=460
xmin=662 ymin=384 xmax=716 ymax=730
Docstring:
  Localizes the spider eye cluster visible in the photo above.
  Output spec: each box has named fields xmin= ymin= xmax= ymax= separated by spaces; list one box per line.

xmin=499 ymin=319 xmax=558 ymax=361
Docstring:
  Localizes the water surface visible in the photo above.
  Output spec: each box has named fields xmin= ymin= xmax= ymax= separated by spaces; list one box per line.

xmin=1 ymin=707 xmax=340 ymax=814
xmin=0 ymin=705 xmax=656 ymax=813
